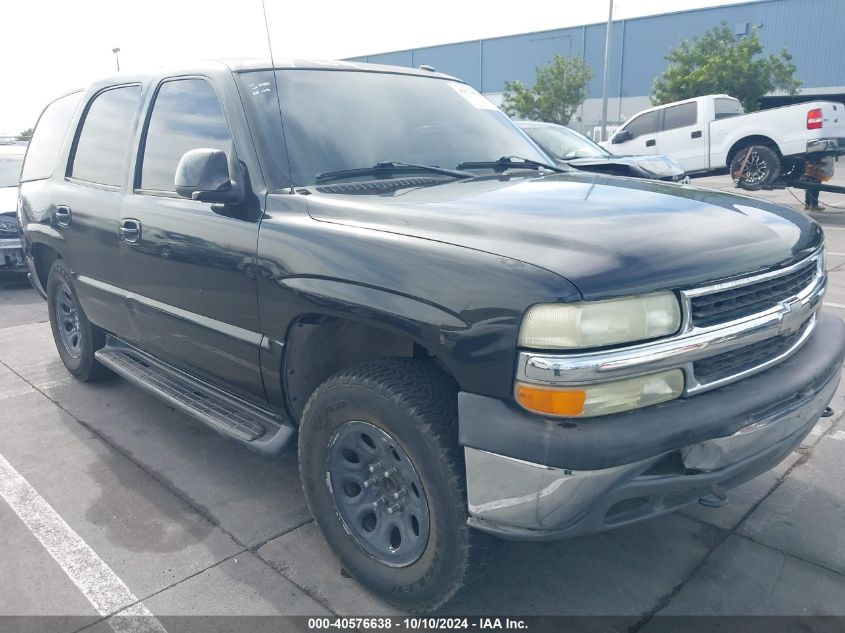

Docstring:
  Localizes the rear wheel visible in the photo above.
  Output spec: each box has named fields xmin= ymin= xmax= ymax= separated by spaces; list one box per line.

xmin=297 ymin=358 xmax=489 ymax=612
xmin=47 ymin=260 xmax=111 ymax=381
xmin=730 ymin=145 xmax=781 ymax=190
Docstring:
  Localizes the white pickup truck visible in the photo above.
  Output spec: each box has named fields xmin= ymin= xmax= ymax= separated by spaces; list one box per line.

xmin=607 ymin=94 xmax=845 ymax=189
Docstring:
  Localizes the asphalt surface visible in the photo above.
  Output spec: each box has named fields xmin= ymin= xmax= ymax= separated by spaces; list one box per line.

xmin=2 ymin=173 xmax=845 ymax=629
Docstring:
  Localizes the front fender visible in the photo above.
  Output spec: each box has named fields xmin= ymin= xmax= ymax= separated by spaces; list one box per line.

xmin=255 ymin=198 xmax=579 ymax=402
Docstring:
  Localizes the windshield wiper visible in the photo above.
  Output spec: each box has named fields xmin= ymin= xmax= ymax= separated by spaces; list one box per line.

xmin=456 ymin=156 xmax=566 ymax=173
xmin=315 ymin=161 xmax=475 ymax=183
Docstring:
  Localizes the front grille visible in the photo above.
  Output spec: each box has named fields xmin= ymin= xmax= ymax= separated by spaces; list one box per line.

xmin=693 ymin=325 xmax=807 ymax=384
xmin=690 ymin=260 xmax=816 ymax=328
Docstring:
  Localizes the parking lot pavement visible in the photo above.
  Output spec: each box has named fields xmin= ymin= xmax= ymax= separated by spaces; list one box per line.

xmin=2 ymin=173 xmax=845 ymax=626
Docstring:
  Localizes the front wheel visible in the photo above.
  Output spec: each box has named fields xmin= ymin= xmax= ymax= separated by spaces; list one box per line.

xmin=730 ymin=145 xmax=781 ymax=190
xmin=297 ymin=358 xmax=488 ymax=612
xmin=47 ymin=260 xmax=111 ymax=382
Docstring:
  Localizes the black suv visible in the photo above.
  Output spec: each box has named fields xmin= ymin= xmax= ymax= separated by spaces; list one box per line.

xmin=18 ymin=60 xmax=845 ymax=612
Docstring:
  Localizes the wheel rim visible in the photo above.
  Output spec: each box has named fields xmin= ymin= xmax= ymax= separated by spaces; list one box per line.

xmin=55 ymin=282 xmax=82 ymax=358
xmin=741 ymin=152 xmax=770 ymax=184
xmin=326 ymin=421 xmax=430 ymax=567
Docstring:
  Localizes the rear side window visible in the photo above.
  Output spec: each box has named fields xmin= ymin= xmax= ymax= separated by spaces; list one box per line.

xmin=662 ymin=103 xmax=697 ymax=131
xmin=715 ymin=98 xmax=744 ymax=120
xmin=624 ymin=111 xmax=658 ymax=138
xmin=140 ymin=79 xmax=232 ymax=193
xmin=70 ymin=86 xmax=141 ymax=187
xmin=20 ymin=92 xmax=82 ymax=182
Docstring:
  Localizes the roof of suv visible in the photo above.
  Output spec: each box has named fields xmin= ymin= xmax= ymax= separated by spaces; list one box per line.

xmin=90 ymin=58 xmax=461 ymax=87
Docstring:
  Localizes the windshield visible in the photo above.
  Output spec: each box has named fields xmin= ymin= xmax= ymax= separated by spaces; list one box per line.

xmin=521 ymin=124 xmax=609 ymax=160
xmin=0 ymin=154 xmax=24 ymax=188
xmin=238 ymin=70 xmax=549 ymax=188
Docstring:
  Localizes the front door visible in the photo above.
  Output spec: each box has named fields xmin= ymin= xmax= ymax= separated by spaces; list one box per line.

xmin=120 ymin=77 xmax=266 ymax=404
xmin=611 ymin=110 xmax=659 ymax=156
xmin=656 ymin=101 xmax=708 ymax=172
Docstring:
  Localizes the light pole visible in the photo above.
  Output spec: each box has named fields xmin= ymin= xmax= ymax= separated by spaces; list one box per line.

xmin=112 ymin=47 xmax=121 ymax=72
xmin=599 ymin=0 xmax=614 ymax=143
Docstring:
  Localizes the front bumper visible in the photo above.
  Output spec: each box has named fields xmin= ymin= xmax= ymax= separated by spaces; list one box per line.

xmin=460 ymin=312 xmax=845 ymax=540
xmin=0 ymin=237 xmax=25 ymax=270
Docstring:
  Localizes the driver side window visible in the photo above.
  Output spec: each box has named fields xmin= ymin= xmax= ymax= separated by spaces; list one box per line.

xmin=623 ymin=110 xmax=659 ymax=139
xmin=139 ymin=78 xmax=232 ymax=194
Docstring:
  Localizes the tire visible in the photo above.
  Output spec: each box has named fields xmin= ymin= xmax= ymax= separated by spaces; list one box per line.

xmin=730 ymin=145 xmax=781 ymax=191
xmin=46 ymin=260 xmax=111 ymax=382
xmin=297 ymin=358 xmax=490 ymax=612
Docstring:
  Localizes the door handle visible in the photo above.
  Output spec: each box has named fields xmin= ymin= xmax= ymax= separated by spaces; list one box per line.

xmin=646 ymin=139 xmax=656 ymax=147
xmin=55 ymin=205 xmax=72 ymax=227
xmin=691 ymin=130 xmax=702 ymax=139
xmin=119 ymin=218 xmax=141 ymax=244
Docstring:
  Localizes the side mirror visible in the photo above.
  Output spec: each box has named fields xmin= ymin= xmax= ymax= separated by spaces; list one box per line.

xmin=175 ymin=148 xmax=243 ymax=204
xmin=611 ymin=130 xmax=632 ymax=144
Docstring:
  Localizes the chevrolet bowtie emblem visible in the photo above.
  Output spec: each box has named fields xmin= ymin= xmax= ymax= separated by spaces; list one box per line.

xmin=779 ymin=298 xmax=809 ymax=335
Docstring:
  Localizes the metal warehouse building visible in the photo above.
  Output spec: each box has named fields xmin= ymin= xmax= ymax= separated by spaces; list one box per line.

xmin=347 ymin=0 xmax=845 ymax=138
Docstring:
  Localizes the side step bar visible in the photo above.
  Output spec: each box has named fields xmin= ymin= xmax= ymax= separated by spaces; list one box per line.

xmin=95 ymin=337 xmax=295 ymax=456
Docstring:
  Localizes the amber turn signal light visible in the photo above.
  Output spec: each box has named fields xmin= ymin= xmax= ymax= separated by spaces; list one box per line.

xmin=514 ymin=383 xmax=587 ymax=416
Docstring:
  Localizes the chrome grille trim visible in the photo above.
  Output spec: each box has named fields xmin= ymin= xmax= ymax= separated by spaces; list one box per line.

xmin=516 ymin=248 xmax=825 ymax=395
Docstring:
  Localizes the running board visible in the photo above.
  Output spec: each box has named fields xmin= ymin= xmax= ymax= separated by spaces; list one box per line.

xmin=95 ymin=337 xmax=295 ymax=456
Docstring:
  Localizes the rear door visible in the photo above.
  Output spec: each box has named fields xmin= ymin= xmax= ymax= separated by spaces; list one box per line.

xmin=656 ymin=101 xmax=707 ymax=172
xmin=611 ymin=110 xmax=659 ymax=156
xmin=52 ymin=85 xmax=142 ymax=338
xmin=120 ymin=75 xmax=266 ymax=404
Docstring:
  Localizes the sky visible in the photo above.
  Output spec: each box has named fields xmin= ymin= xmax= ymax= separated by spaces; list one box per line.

xmin=0 ymin=0 xmax=758 ymax=133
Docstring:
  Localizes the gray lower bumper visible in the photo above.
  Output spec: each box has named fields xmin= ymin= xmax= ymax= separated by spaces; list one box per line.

xmin=0 ymin=237 xmax=25 ymax=269
xmin=466 ymin=365 xmax=838 ymax=540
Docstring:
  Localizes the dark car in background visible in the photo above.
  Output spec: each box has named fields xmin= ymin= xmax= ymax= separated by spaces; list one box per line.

xmin=517 ymin=120 xmax=688 ymax=182
xmin=0 ymin=144 xmax=26 ymax=270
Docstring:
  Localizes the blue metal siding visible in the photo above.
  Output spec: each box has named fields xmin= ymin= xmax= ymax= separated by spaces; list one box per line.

xmin=480 ymin=28 xmax=581 ymax=91
xmin=620 ymin=4 xmax=759 ymax=96
xmin=347 ymin=0 xmax=845 ymax=99
xmin=753 ymin=0 xmax=845 ymax=91
xmin=413 ymin=41 xmax=483 ymax=90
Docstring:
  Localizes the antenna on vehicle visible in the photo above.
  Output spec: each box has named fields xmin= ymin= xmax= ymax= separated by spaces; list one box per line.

xmin=418 ymin=64 xmax=436 ymax=72
xmin=260 ymin=0 xmax=295 ymax=194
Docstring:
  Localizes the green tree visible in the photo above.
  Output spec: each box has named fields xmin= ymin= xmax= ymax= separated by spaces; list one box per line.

xmin=652 ymin=22 xmax=800 ymax=111
xmin=502 ymin=54 xmax=593 ymax=125
xmin=19 ymin=128 xmax=34 ymax=139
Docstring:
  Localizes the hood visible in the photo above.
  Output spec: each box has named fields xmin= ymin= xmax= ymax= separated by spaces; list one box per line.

xmin=303 ymin=172 xmax=822 ymax=299
xmin=566 ymin=154 xmax=686 ymax=180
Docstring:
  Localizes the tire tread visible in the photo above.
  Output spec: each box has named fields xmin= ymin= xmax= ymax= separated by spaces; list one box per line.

xmin=300 ymin=358 xmax=492 ymax=612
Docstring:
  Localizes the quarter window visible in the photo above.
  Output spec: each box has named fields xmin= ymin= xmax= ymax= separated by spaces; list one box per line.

xmin=70 ymin=86 xmax=141 ymax=186
xmin=715 ymin=98 xmax=744 ymax=120
xmin=140 ymin=79 xmax=232 ymax=193
xmin=623 ymin=111 xmax=658 ymax=138
xmin=661 ymin=103 xmax=697 ymax=131
xmin=20 ymin=92 xmax=82 ymax=182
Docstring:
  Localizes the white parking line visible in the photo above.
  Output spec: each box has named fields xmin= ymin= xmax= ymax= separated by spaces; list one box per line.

xmin=0 ymin=452 xmax=166 ymax=633
xmin=828 ymin=252 xmax=845 ymax=256
xmin=829 ymin=430 xmax=845 ymax=442
xmin=824 ymin=302 xmax=845 ymax=310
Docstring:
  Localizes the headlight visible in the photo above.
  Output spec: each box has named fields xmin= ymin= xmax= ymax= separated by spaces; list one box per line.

xmin=515 ymin=369 xmax=684 ymax=418
xmin=518 ymin=292 xmax=681 ymax=349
